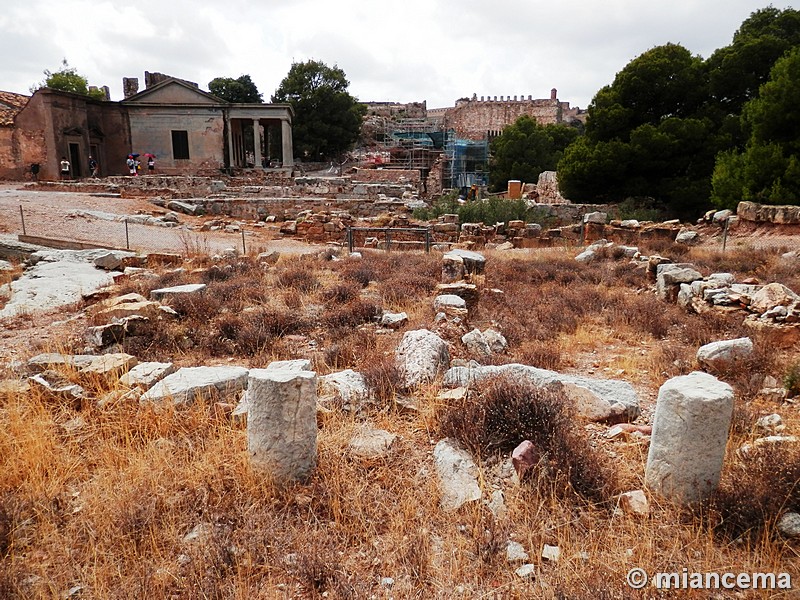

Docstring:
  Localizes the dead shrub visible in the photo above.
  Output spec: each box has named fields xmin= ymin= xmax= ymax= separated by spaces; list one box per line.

xmin=333 ymin=259 xmax=378 ymax=287
xmin=322 ymin=282 xmax=361 ymax=304
xmin=689 ymin=247 xmax=772 ymax=278
xmin=519 ymin=339 xmax=563 ymax=371
xmin=277 ymin=267 xmax=319 ymax=293
xmin=399 ymin=530 xmax=431 ymax=582
xmin=606 ymin=292 xmax=679 ymax=339
xmin=377 ymin=272 xmax=438 ymax=305
xmin=708 ymin=445 xmax=800 ymax=541
xmin=290 ymin=551 xmax=357 ymax=598
xmin=638 ymin=239 xmax=690 ymax=258
xmin=166 ymin=291 xmax=222 ymax=319
xmin=438 ymin=376 xmax=618 ymax=503
xmin=324 ymin=328 xmax=377 ymax=370
xmin=212 ymin=279 xmax=269 ymax=306
xmin=321 ymin=300 xmax=380 ymax=329
xmin=360 ymin=353 xmax=402 ymax=406
xmin=210 ymin=313 xmax=276 ymax=356
xmin=201 ymin=258 xmax=261 ymax=283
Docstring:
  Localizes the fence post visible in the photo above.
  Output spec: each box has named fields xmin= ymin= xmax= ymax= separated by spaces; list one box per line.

xmin=425 ymin=227 xmax=431 ymax=253
xmin=241 ymin=228 xmax=246 ymax=255
xmin=386 ymin=229 xmax=392 ymax=252
xmin=347 ymin=227 xmax=353 ymax=253
xmin=19 ymin=205 xmax=26 ymax=236
xmin=124 ymin=219 xmax=130 ymax=250
xmin=722 ymin=217 xmax=729 ymax=253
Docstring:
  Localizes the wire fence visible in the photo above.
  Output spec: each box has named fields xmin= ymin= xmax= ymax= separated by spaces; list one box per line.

xmin=15 ymin=205 xmax=251 ymax=255
xmin=718 ymin=217 xmax=798 ymax=252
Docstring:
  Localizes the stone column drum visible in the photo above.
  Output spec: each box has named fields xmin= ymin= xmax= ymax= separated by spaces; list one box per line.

xmin=645 ymin=371 xmax=734 ymax=504
xmin=247 ymin=368 xmax=317 ymax=483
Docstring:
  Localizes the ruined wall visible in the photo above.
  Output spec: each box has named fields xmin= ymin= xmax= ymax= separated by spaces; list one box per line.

xmin=445 ymin=97 xmax=562 ymax=140
xmin=85 ymin=102 xmax=131 ymax=177
xmin=10 ymin=90 xmax=131 ymax=180
xmin=0 ymin=128 xmax=16 ymax=178
xmin=363 ymin=101 xmax=427 ymax=119
xmin=127 ymin=107 xmax=225 ymax=175
xmin=737 ymin=201 xmax=800 ymax=225
xmin=350 ymin=168 xmax=421 ymax=184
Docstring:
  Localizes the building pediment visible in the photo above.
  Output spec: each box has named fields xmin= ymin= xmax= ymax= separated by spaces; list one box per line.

xmin=63 ymin=126 xmax=84 ymax=136
xmin=122 ymin=79 xmax=223 ymax=105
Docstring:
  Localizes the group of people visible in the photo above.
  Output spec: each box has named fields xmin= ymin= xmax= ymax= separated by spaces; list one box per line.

xmin=126 ymin=154 xmax=156 ymax=176
xmin=56 ymin=153 xmax=155 ymax=180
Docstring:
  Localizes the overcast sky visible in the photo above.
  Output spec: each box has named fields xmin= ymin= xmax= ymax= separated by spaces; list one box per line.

xmin=1 ymin=1 xmax=795 ymax=110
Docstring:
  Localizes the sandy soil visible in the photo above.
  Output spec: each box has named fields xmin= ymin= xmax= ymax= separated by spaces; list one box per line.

xmin=0 ymin=182 xmax=316 ymax=256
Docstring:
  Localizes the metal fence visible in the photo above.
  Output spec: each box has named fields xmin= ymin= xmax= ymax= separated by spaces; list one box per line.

xmin=346 ymin=227 xmax=432 ymax=253
xmin=719 ymin=217 xmax=797 ymax=252
xmin=15 ymin=205 xmax=249 ymax=255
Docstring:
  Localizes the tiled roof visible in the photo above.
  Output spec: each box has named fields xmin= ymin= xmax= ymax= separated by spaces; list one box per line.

xmin=0 ymin=91 xmax=30 ymax=126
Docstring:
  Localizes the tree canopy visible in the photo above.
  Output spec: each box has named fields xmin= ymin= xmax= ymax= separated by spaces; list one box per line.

xmin=271 ymin=60 xmax=366 ymax=160
xmin=32 ymin=59 xmax=105 ymax=100
xmin=556 ymin=6 xmax=800 ymax=217
xmin=208 ymin=75 xmax=263 ymax=103
xmin=488 ymin=116 xmax=579 ymax=192
xmin=711 ymin=46 xmax=800 ymax=208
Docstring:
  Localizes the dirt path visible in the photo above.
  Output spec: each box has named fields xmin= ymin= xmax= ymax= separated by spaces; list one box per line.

xmin=0 ymin=182 xmax=318 ymax=256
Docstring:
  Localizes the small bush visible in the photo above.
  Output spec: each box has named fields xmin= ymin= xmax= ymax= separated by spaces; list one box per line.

xmin=784 ymin=363 xmax=800 ymax=398
xmin=322 ymin=282 xmax=361 ymax=304
xmin=336 ymin=262 xmax=377 ymax=287
xmin=360 ymin=353 xmax=402 ymax=406
xmin=709 ymin=445 xmax=800 ymax=541
xmin=322 ymin=300 xmax=380 ymax=329
xmin=277 ymin=267 xmax=319 ymax=293
xmin=439 ymin=376 xmax=617 ymax=503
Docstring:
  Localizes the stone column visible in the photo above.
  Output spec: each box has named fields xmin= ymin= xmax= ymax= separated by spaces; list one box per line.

xmin=247 ymin=368 xmax=317 ymax=483
xmin=226 ymin=116 xmax=235 ymax=169
xmin=281 ymin=118 xmax=294 ymax=168
xmin=645 ymin=371 xmax=733 ymax=504
xmin=252 ymin=119 xmax=262 ymax=168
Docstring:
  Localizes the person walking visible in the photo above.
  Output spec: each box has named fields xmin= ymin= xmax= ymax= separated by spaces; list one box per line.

xmin=89 ymin=156 xmax=99 ymax=178
xmin=147 ymin=155 xmax=155 ymax=173
xmin=126 ymin=155 xmax=136 ymax=176
xmin=59 ymin=156 xmax=71 ymax=180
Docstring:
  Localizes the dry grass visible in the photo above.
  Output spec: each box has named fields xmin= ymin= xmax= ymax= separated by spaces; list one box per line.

xmin=1 ymin=244 xmax=799 ymax=597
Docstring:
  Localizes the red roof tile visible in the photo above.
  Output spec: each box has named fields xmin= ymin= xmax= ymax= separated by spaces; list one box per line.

xmin=0 ymin=91 xmax=30 ymax=126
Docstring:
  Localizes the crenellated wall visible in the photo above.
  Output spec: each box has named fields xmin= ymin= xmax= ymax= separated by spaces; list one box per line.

xmin=443 ymin=92 xmax=582 ymax=141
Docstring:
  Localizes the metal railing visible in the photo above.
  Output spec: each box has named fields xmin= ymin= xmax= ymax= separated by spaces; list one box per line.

xmin=16 ymin=205 xmax=248 ymax=255
xmin=346 ymin=227 xmax=432 ymax=253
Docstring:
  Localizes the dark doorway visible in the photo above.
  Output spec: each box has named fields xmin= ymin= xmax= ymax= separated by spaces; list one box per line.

xmin=69 ymin=143 xmax=81 ymax=178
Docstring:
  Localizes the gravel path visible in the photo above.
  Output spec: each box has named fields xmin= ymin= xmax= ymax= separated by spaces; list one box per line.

xmin=0 ymin=182 xmax=317 ymax=256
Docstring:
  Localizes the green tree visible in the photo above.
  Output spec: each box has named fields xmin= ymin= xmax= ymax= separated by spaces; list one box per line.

xmin=32 ymin=59 xmax=105 ymax=100
xmin=272 ymin=60 xmax=366 ymax=160
xmin=488 ymin=116 xmax=578 ymax=192
xmin=208 ymin=75 xmax=263 ymax=103
xmin=558 ymin=43 xmax=729 ymax=217
xmin=711 ymin=47 xmax=800 ymax=208
xmin=706 ymin=7 xmax=800 ymax=117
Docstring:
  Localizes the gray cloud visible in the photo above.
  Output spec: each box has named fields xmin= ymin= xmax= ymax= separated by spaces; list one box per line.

xmin=0 ymin=0 xmax=789 ymax=110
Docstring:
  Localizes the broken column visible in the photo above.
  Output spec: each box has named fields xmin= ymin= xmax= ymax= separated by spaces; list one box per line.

xmin=247 ymin=368 xmax=317 ymax=483
xmin=645 ymin=371 xmax=733 ymax=504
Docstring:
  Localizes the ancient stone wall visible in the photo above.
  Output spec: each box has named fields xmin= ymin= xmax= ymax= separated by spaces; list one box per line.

xmin=363 ymin=101 xmax=427 ymax=119
xmin=445 ymin=97 xmax=562 ymax=140
xmin=350 ymin=168 xmax=421 ymax=184
xmin=737 ymin=201 xmax=800 ymax=225
xmin=127 ymin=106 xmax=225 ymax=175
xmin=0 ymin=128 xmax=15 ymax=178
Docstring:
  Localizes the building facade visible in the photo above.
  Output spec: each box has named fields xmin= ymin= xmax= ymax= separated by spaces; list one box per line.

xmin=0 ymin=75 xmax=294 ymax=181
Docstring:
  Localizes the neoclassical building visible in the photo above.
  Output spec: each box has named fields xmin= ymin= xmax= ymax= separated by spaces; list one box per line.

xmin=0 ymin=73 xmax=294 ymax=181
